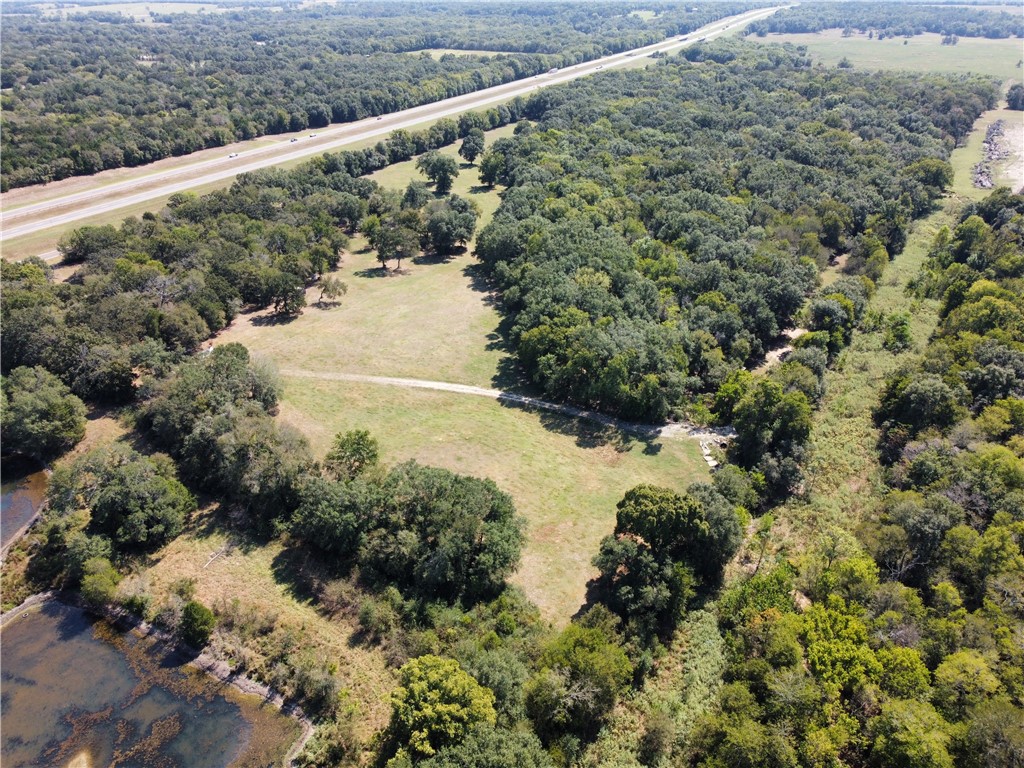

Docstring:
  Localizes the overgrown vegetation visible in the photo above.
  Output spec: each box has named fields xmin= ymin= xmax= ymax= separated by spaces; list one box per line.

xmin=678 ymin=189 xmax=1024 ymax=768
xmin=476 ymin=39 xmax=993 ymax=429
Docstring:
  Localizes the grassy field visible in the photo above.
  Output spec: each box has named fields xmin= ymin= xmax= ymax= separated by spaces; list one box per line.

xmin=279 ymin=379 xmax=707 ymax=621
xmin=411 ymin=49 xmax=518 ymax=60
xmin=58 ymin=1 xmax=227 ymax=20
xmin=762 ymin=30 xmax=1024 ymax=81
xmin=216 ymin=121 xmax=709 ymax=621
xmin=143 ymin=520 xmax=395 ymax=738
xmin=219 ymin=123 xmax=516 ymax=388
xmin=951 ymin=106 xmax=1024 ymax=195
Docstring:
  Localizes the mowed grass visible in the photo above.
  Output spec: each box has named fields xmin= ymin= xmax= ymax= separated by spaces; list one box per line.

xmin=762 ymin=30 xmax=1024 ymax=80
xmin=277 ymin=379 xmax=708 ymax=622
xmin=951 ymin=106 xmax=1024 ymax=197
xmin=61 ymin=2 xmax=226 ymax=20
xmin=218 ymin=124 xmax=518 ymax=388
xmin=411 ymin=49 xmax=518 ymax=60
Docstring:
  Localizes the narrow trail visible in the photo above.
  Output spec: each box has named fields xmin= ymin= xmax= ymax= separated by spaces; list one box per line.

xmin=278 ymin=368 xmax=736 ymax=443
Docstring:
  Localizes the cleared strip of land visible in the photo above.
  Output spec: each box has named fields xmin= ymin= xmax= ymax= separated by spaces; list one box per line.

xmin=275 ymin=368 xmax=735 ymax=442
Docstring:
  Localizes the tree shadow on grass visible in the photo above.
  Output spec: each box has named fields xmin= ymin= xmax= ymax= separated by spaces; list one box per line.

xmin=492 ymin=396 xmax=659 ymax=453
xmin=270 ymin=541 xmax=328 ymax=607
xmin=353 ymin=266 xmax=392 ymax=279
xmin=412 ymin=245 xmax=465 ymax=265
xmin=250 ymin=313 xmax=299 ymax=327
xmin=469 ymin=184 xmax=494 ymax=195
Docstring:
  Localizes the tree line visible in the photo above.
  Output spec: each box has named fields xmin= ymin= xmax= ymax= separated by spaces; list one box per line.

xmin=2 ymin=36 xmax=1017 ymax=768
xmin=0 ymin=1 xmax=761 ymax=188
xmin=679 ymin=187 xmax=1024 ymax=768
xmin=0 ymin=104 xmax=519 ymax=424
xmin=745 ymin=2 xmax=1024 ymax=40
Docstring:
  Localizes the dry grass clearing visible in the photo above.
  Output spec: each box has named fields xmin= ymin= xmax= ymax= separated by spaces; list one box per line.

xmin=143 ymin=519 xmax=395 ymax=738
xmin=951 ymin=105 xmax=1024 ymax=197
xmin=219 ymin=238 xmax=505 ymax=388
xmin=218 ymin=125 xmax=518 ymax=387
xmin=218 ymin=126 xmax=709 ymax=621
xmin=411 ymin=49 xmax=519 ymax=60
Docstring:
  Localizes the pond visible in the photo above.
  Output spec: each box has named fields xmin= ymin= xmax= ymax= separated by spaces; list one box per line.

xmin=1 ymin=600 xmax=302 ymax=767
xmin=1 ymin=456 xmax=49 ymax=552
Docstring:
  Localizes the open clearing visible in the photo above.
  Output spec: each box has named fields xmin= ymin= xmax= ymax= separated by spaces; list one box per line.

xmin=412 ymin=49 xmax=519 ymax=60
xmin=217 ymin=123 xmax=708 ymax=621
xmin=952 ymin=105 xmax=1024 ymax=195
xmin=278 ymin=380 xmax=707 ymax=623
xmin=219 ymin=124 xmax=515 ymax=388
xmin=762 ymin=30 xmax=1024 ymax=80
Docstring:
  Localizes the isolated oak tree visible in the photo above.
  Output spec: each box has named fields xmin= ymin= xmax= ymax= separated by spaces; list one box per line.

xmin=417 ymin=150 xmax=460 ymax=194
xmin=458 ymin=128 xmax=486 ymax=165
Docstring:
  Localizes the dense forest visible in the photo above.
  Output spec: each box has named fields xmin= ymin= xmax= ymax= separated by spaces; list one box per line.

xmin=0 ymin=0 xmax=760 ymax=188
xmin=746 ymin=2 xmax=1024 ymax=40
xmin=2 ymin=29 xmax=1021 ymax=768
xmin=683 ymin=188 xmax=1024 ymax=768
xmin=475 ymin=40 xmax=994 ymax=434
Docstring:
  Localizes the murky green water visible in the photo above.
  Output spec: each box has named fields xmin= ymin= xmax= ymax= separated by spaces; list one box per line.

xmin=1 ymin=456 xmax=48 ymax=551
xmin=1 ymin=601 xmax=301 ymax=767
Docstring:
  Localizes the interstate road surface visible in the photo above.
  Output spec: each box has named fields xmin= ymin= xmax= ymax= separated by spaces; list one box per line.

xmin=0 ymin=6 xmax=781 ymax=253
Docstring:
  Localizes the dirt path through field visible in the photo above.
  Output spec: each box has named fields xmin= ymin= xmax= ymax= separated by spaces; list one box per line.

xmin=277 ymin=368 xmax=735 ymax=443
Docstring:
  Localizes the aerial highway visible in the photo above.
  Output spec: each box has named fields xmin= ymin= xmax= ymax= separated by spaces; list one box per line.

xmin=0 ymin=6 xmax=780 ymax=255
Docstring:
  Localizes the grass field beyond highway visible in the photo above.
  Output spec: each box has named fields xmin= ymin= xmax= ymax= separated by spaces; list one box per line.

xmin=762 ymin=30 xmax=1023 ymax=81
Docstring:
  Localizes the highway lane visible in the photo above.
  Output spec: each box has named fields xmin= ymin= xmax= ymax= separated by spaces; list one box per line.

xmin=0 ymin=6 xmax=780 ymax=249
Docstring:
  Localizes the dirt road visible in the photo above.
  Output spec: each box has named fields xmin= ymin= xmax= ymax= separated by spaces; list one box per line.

xmin=277 ymin=368 xmax=736 ymax=443
xmin=0 ymin=7 xmax=780 ymax=252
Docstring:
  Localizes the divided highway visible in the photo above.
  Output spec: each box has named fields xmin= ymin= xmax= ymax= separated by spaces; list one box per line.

xmin=0 ymin=6 xmax=780 ymax=254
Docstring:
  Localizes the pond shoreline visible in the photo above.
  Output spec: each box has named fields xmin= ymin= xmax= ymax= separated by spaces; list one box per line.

xmin=0 ymin=462 xmax=50 ymax=560
xmin=1 ymin=590 xmax=316 ymax=766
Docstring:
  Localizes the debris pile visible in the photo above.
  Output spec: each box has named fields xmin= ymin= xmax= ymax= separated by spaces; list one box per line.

xmin=972 ymin=120 xmax=1008 ymax=189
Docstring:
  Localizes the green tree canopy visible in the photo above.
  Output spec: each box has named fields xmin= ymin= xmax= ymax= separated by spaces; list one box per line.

xmin=420 ymin=723 xmax=552 ymax=768
xmin=525 ymin=609 xmax=632 ymax=743
xmin=417 ymin=151 xmax=460 ymax=194
xmin=49 ymin=445 xmax=195 ymax=552
xmin=324 ymin=429 xmax=380 ymax=481
xmin=869 ymin=699 xmax=954 ymax=768
xmin=388 ymin=655 xmax=497 ymax=760
xmin=1 ymin=366 xmax=87 ymax=461
xmin=458 ymin=129 xmax=486 ymax=165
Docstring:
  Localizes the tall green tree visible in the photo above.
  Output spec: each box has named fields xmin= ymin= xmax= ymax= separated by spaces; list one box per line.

xmin=458 ymin=128 xmax=486 ymax=165
xmin=388 ymin=655 xmax=497 ymax=760
xmin=1 ymin=366 xmax=87 ymax=461
xmin=417 ymin=151 xmax=460 ymax=194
